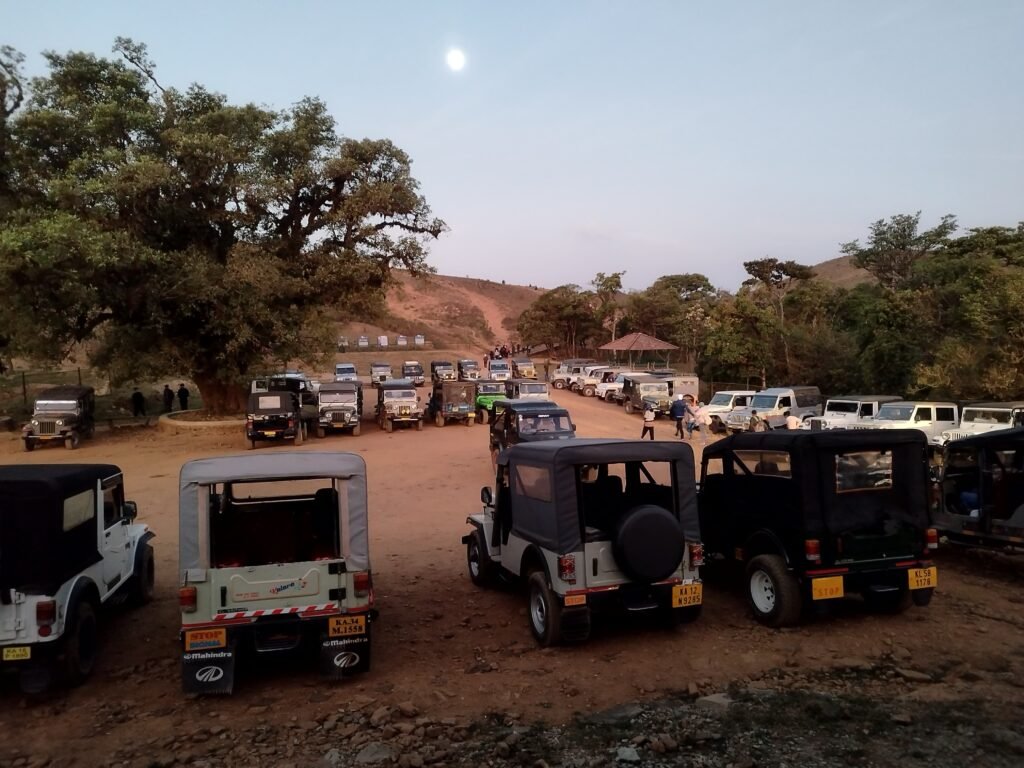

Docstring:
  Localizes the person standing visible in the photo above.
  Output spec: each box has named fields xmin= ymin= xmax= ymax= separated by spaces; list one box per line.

xmin=162 ymin=385 xmax=174 ymax=413
xmin=130 ymin=388 xmax=146 ymax=417
xmin=177 ymin=383 xmax=191 ymax=411
xmin=749 ymin=409 xmax=766 ymax=432
xmin=784 ymin=410 xmax=801 ymax=430
xmin=641 ymin=403 xmax=656 ymax=440
xmin=695 ymin=402 xmax=711 ymax=445
xmin=669 ymin=394 xmax=689 ymax=438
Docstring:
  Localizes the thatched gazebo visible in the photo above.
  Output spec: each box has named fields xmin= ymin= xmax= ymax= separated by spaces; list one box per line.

xmin=599 ymin=332 xmax=679 ymax=367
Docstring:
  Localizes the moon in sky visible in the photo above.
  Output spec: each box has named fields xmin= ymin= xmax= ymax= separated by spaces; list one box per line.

xmin=446 ymin=48 xmax=466 ymax=72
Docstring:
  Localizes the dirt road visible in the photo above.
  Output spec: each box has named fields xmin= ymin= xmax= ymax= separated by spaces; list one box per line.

xmin=1 ymin=388 xmax=1023 ymax=767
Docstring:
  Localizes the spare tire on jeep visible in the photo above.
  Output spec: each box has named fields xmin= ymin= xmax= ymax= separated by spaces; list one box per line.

xmin=613 ymin=504 xmax=684 ymax=582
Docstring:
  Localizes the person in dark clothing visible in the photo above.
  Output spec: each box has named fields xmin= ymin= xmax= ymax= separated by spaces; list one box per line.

xmin=177 ymin=383 xmax=190 ymax=411
xmin=130 ymin=388 xmax=146 ymax=417
xmin=669 ymin=394 xmax=689 ymax=438
xmin=162 ymin=385 xmax=175 ymax=413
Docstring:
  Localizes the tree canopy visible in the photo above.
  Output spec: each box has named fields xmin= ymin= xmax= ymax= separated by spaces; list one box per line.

xmin=0 ymin=40 xmax=445 ymax=411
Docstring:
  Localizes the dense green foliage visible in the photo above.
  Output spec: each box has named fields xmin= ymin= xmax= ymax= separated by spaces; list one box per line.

xmin=518 ymin=215 xmax=1024 ymax=399
xmin=0 ymin=41 xmax=444 ymax=411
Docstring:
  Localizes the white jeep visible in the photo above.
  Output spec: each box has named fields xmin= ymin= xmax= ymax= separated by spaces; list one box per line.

xmin=178 ymin=453 xmax=375 ymax=694
xmin=703 ymin=390 xmax=756 ymax=432
xmin=847 ymin=401 xmax=959 ymax=442
xmin=934 ymin=402 xmax=1024 ymax=446
xmin=596 ymin=371 xmax=644 ymax=403
xmin=802 ymin=395 xmax=901 ymax=431
xmin=463 ymin=439 xmax=704 ymax=646
xmin=1 ymin=464 xmax=154 ymax=693
xmin=573 ymin=365 xmax=613 ymax=396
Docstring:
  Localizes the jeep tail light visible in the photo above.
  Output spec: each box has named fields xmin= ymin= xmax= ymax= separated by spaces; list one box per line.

xmin=926 ymin=528 xmax=939 ymax=551
xmin=353 ymin=571 xmax=371 ymax=599
xmin=36 ymin=600 xmax=56 ymax=637
xmin=179 ymin=586 xmax=197 ymax=613
xmin=805 ymin=539 xmax=821 ymax=563
xmin=558 ymin=555 xmax=576 ymax=584
xmin=688 ymin=543 xmax=705 ymax=568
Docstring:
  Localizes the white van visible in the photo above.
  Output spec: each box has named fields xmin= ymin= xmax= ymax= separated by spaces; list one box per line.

xmin=725 ymin=386 xmax=823 ymax=432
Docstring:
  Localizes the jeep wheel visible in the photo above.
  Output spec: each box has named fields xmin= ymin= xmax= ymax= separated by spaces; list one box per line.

xmin=527 ymin=571 xmax=563 ymax=647
xmin=583 ymin=386 xmax=596 ymax=397
xmin=435 ymin=412 xmax=444 ymax=428
xmin=63 ymin=599 xmax=99 ymax=686
xmin=316 ymin=425 xmax=325 ymax=439
xmin=65 ymin=432 xmax=80 ymax=450
xmin=746 ymin=555 xmax=802 ymax=627
xmin=467 ymin=533 xmax=497 ymax=587
xmin=911 ymin=587 xmax=934 ymax=607
xmin=604 ymin=392 xmax=616 ymax=403
xmin=552 ymin=379 xmax=566 ymax=390
xmin=465 ymin=415 xmax=474 ymax=427
xmin=132 ymin=543 xmax=156 ymax=605
xmin=23 ymin=438 xmax=35 ymax=452
xmin=352 ymin=424 xmax=361 ymax=436
xmin=624 ymin=401 xmax=634 ymax=415
xmin=385 ymin=419 xmax=394 ymax=433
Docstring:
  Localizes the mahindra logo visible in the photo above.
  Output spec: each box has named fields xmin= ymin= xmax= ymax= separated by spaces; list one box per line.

xmin=333 ymin=651 xmax=360 ymax=669
xmin=196 ymin=666 xmax=224 ymax=683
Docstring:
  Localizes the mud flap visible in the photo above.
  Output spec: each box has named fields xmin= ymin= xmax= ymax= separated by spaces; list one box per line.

xmin=319 ymin=621 xmax=372 ymax=680
xmin=182 ymin=643 xmax=237 ymax=695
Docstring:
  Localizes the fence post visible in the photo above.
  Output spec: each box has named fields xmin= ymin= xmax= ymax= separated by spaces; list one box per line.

xmin=22 ymin=372 xmax=27 ymax=406
xmin=78 ymin=367 xmax=82 ymax=385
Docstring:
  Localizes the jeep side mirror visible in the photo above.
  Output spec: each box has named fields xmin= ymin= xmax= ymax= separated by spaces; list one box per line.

xmin=481 ymin=487 xmax=493 ymax=506
xmin=123 ymin=500 xmax=138 ymax=521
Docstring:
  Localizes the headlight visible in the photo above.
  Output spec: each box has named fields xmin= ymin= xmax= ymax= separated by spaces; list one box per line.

xmin=55 ymin=420 xmax=63 ymax=426
xmin=31 ymin=420 xmax=38 ymax=426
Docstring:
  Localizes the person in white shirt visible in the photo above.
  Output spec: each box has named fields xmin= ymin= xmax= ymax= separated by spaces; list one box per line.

xmin=784 ymin=410 xmax=801 ymax=430
xmin=641 ymin=404 xmax=656 ymax=440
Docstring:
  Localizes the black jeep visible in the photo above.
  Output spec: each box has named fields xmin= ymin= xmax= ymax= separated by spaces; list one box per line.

xmin=246 ymin=392 xmax=304 ymax=448
xmin=22 ymin=386 xmax=96 ymax=451
xmin=489 ymin=399 xmax=575 ymax=458
xmin=427 ymin=380 xmax=477 ymax=427
xmin=699 ymin=430 xmax=938 ymax=627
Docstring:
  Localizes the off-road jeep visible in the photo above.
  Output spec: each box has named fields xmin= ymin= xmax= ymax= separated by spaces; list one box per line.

xmin=22 ymin=386 xmax=96 ymax=452
xmin=177 ymin=453 xmax=374 ymax=694
xmin=489 ymin=399 xmax=574 ymax=460
xmin=803 ymin=395 xmax=901 ymax=431
xmin=934 ymin=427 xmax=1024 ymax=548
xmin=486 ymin=358 xmax=511 ymax=382
xmin=621 ymin=374 xmax=671 ymax=416
xmin=933 ymin=402 xmax=1024 ymax=446
xmin=703 ymin=390 xmax=756 ymax=433
xmin=430 ymin=360 xmax=457 ymax=383
xmin=847 ymin=401 xmax=959 ymax=443
xmin=246 ymin=392 xmax=306 ymax=449
xmin=474 ymin=381 xmax=507 ymax=423
xmin=369 ymin=362 xmax=393 ymax=387
xmin=1 ymin=465 xmax=154 ymax=693
xmin=463 ymin=439 xmax=704 ymax=645
xmin=250 ymin=374 xmax=319 ymax=440
xmin=511 ymin=358 xmax=537 ymax=380
xmin=505 ymin=379 xmax=549 ymax=400
xmin=597 ymin=371 xmax=643 ymax=403
xmin=334 ymin=363 xmax=359 ymax=382
xmin=699 ymin=430 xmax=937 ymax=627
xmin=316 ymin=382 xmax=363 ymax=437
xmin=401 ymin=361 xmax=426 ymax=387
xmin=428 ymin=380 xmax=477 ymax=427
xmin=726 ymin=387 xmax=823 ymax=432
xmin=550 ymin=360 xmax=596 ymax=390
xmin=457 ymin=359 xmax=481 ymax=381
xmin=375 ymin=379 xmax=424 ymax=432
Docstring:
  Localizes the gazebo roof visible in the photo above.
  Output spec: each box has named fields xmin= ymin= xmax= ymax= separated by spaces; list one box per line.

xmin=599 ymin=332 xmax=679 ymax=352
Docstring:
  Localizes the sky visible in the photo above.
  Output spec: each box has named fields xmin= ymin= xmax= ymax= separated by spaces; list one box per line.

xmin=4 ymin=0 xmax=1024 ymax=291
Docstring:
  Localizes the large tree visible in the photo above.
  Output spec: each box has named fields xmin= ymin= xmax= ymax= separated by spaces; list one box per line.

xmin=0 ymin=40 xmax=445 ymax=411
xmin=517 ymin=284 xmax=600 ymax=357
xmin=741 ymin=257 xmax=814 ymax=378
xmin=840 ymin=211 xmax=957 ymax=290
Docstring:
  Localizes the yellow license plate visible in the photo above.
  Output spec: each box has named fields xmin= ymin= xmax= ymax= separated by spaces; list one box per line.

xmin=184 ymin=628 xmax=227 ymax=650
xmin=262 ymin=431 xmax=276 ymax=436
xmin=811 ymin=575 xmax=845 ymax=601
xmin=564 ymin=594 xmax=586 ymax=607
xmin=672 ymin=583 xmax=703 ymax=608
xmin=908 ymin=567 xmax=937 ymax=590
xmin=2 ymin=646 xmax=30 ymax=661
xmin=329 ymin=615 xmax=366 ymax=637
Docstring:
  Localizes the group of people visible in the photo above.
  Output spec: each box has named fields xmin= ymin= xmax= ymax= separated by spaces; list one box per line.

xmin=487 ymin=342 xmax=528 ymax=361
xmin=129 ymin=383 xmax=191 ymax=417
xmin=641 ymin=394 xmax=711 ymax=443
xmin=748 ymin=409 xmax=802 ymax=432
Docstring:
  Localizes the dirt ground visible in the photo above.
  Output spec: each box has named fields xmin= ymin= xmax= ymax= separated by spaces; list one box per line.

xmin=1 ymin=387 xmax=1023 ymax=767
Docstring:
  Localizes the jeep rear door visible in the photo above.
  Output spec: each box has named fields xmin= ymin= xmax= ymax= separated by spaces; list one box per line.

xmin=100 ymin=477 xmax=132 ymax=597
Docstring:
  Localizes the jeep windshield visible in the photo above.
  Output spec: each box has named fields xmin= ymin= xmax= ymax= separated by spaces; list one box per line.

xmin=478 ymin=383 xmax=503 ymax=394
xmin=33 ymin=400 xmax=79 ymax=413
xmin=320 ymin=392 xmax=357 ymax=405
xmin=489 ymin=362 xmax=509 ymax=371
xmin=209 ymin=479 xmax=340 ymax=567
xmin=708 ymin=393 xmax=735 ymax=406
xmin=371 ymin=366 xmax=390 ymax=373
xmin=639 ymin=384 xmax=668 ymax=395
xmin=751 ymin=394 xmax=780 ymax=410
xmin=335 ymin=365 xmax=356 ymax=375
xmin=460 ymin=362 xmax=479 ymax=370
xmin=403 ymin=366 xmax=423 ymax=375
xmin=877 ymin=405 xmax=914 ymax=421
xmin=517 ymin=414 xmax=573 ymax=435
xmin=962 ymin=408 xmax=1013 ymax=424
xmin=518 ymin=383 xmax=547 ymax=394
xmin=383 ymin=390 xmax=416 ymax=400
xmin=825 ymin=401 xmax=860 ymax=414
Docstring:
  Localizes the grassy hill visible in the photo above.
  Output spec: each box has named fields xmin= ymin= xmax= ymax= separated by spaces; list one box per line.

xmin=811 ymin=255 xmax=874 ymax=289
